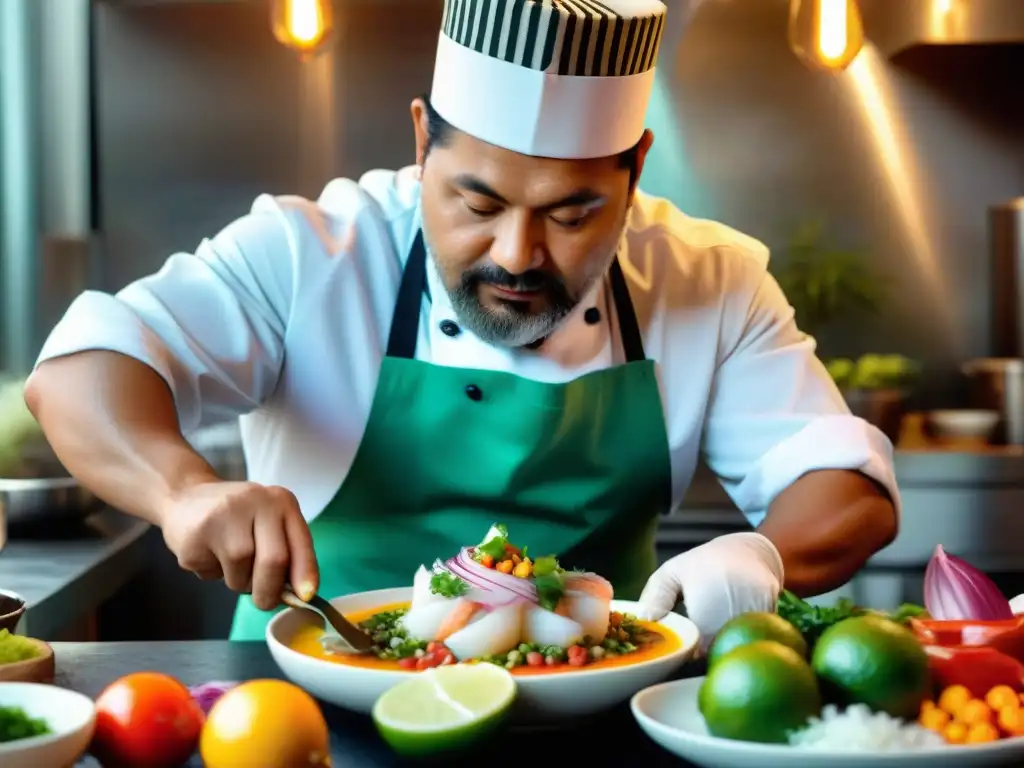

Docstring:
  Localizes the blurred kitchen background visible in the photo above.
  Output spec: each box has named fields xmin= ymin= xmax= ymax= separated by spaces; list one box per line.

xmin=1 ymin=0 xmax=1023 ymax=642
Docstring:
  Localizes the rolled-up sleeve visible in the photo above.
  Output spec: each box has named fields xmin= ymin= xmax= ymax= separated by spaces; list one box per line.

xmin=35 ymin=204 xmax=293 ymax=433
xmin=701 ymin=267 xmax=901 ymax=528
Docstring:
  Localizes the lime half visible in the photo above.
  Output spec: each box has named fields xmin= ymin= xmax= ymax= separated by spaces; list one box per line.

xmin=372 ymin=664 xmax=517 ymax=758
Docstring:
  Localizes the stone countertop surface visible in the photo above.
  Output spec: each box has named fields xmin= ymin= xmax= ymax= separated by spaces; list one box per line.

xmin=55 ymin=640 xmax=698 ymax=767
xmin=0 ymin=508 xmax=150 ymax=638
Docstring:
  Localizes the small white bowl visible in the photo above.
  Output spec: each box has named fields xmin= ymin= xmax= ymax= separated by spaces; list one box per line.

xmin=925 ymin=409 xmax=1000 ymax=445
xmin=266 ymin=586 xmax=699 ymax=721
xmin=0 ymin=682 xmax=96 ymax=768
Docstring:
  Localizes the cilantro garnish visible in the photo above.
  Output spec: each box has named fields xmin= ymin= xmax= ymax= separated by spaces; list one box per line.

xmin=534 ymin=571 xmax=565 ymax=611
xmin=430 ymin=572 xmax=470 ymax=598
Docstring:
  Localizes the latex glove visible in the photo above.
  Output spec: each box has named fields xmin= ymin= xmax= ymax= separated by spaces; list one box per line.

xmin=637 ymin=532 xmax=785 ymax=651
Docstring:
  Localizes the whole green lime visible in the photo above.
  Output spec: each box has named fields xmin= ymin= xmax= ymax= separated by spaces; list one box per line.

xmin=698 ymin=640 xmax=821 ymax=744
xmin=811 ymin=614 xmax=931 ymax=720
xmin=707 ymin=612 xmax=808 ymax=668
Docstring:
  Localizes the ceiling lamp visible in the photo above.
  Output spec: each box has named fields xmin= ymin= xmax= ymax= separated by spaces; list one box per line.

xmin=788 ymin=0 xmax=865 ymax=72
xmin=271 ymin=0 xmax=335 ymax=60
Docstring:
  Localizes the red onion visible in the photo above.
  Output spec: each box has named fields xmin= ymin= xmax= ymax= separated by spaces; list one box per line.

xmin=924 ymin=545 xmax=1013 ymax=621
xmin=429 ymin=558 xmax=522 ymax=608
xmin=189 ymin=681 xmax=239 ymax=714
xmin=433 ymin=548 xmax=537 ymax=605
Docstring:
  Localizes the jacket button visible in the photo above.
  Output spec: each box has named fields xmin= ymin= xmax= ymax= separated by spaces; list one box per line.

xmin=465 ymin=384 xmax=483 ymax=401
xmin=584 ymin=307 xmax=601 ymax=325
xmin=439 ymin=319 xmax=461 ymax=337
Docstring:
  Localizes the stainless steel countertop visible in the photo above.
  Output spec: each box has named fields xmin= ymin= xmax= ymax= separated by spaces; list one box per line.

xmin=0 ymin=507 xmax=150 ymax=638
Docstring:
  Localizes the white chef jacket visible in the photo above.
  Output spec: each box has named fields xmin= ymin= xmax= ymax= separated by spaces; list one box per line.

xmin=35 ymin=165 xmax=901 ymax=527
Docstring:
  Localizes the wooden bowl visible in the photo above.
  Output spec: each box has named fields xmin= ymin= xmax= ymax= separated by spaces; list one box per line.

xmin=0 ymin=638 xmax=55 ymax=683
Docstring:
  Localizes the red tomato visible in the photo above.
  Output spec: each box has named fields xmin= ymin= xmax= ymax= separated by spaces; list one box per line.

xmin=91 ymin=671 xmax=204 ymax=768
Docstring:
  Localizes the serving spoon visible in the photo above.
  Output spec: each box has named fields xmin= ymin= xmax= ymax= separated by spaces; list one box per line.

xmin=278 ymin=584 xmax=375 ymax=655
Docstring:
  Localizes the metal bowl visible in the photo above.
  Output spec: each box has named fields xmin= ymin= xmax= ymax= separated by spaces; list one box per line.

xmin=0 ymin=477 xmax=102 ymax=529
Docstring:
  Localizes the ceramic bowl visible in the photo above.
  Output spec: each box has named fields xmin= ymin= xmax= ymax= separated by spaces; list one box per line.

xmin=0 ymin=682 xmax=96 ymax=768
xmin=0 ymin=589 xmax=25 ymax=634
xmin=631 ymin=676 xmax=1024 ymax=768
xmin=924 ymin=409 xmax=1000 ymax=447
xmin=267 ymin=586 xmax=699 ymax=720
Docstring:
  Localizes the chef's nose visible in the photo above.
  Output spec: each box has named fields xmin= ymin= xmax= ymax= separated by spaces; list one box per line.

xmin=490 ymin=211 xmax=544 ymax=275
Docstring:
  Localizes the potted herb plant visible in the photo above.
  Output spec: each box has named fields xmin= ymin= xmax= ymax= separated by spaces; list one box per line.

xmin=770 ymin=220 xmax=918 ymax=442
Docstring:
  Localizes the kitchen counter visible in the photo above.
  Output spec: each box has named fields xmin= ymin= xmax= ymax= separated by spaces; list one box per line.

xmin=57 ymin=640 xmax=699 ymax=767
xmin=0 ymin=508 xmax=150 ymax=639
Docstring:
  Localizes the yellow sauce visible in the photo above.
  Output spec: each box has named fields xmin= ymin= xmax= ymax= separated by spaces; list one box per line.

xmin=287 ymin=601 xmax=683 ymax=674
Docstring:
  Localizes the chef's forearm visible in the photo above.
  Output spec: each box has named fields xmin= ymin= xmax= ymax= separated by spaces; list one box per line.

xmin=24 ymin=351 xmax=219 ymax=525
xmin=756 ymin=469 xmax=898 ymax=597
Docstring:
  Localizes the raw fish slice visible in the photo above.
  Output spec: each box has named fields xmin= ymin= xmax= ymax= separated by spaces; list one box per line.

xmin=523 ymin=604 xmax=585 ymax=648
xmin=435 ymin=599 xmax=482 ymax=641
xmin=564 ymin=592 xmax=610 ymax=644
xmin=411 ymin=565 xmax=449 ymax=609
xmin=563 ymin=572 xmax=614 ymax=601
xmin=445 ymin=602 xmax=524 ymax=661
xmin=400 ymin=598 xmax=476 ymax=642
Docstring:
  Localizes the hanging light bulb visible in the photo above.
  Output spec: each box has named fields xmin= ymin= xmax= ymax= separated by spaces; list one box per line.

xmin=271 ymin=0 xmax=335 ymax=60
xmin=788 ymin=0 xmax=865 ymax=72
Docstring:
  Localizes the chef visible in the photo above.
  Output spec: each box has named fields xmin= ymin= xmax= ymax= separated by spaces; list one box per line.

xmin=25 ymin=0 xmax=899 ymax=644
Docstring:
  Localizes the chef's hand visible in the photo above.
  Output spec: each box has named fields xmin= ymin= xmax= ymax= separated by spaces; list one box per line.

xmin=637 ymin=532 xmax=784 ymax=652
xmin=158 ymin=481 xmax=320 ymax=611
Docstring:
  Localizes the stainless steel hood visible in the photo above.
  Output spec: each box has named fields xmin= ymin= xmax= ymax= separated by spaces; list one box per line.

xmin=860 ymin=0 xmax=1024 ymax=58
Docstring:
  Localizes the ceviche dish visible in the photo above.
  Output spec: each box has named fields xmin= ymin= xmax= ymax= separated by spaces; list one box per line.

xmin=288 ymin=524 xmax=681 ymax=673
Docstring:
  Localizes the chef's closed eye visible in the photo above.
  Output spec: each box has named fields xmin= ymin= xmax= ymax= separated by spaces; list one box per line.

xmin=550 ymin=207 xmax=593 ymax=229
xmin=463 ymin=196 xmax=501 ymax=217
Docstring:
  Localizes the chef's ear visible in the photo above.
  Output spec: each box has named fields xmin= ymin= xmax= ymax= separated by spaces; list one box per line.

xmin=410 ymin=97 xmax=430 ymax=167
xmin=628 ymin=129 xmax=656 ymax=200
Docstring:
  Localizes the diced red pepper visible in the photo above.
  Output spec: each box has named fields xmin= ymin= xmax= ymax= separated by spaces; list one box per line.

xmin=911 ymin=616 xmax=1024 ymax=663
xmin=924 ymin=645 xmax=1024 ymax=698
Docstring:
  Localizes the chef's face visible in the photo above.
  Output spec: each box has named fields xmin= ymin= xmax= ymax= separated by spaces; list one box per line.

xmin=412 ymin=98 xmax=653 ymax=348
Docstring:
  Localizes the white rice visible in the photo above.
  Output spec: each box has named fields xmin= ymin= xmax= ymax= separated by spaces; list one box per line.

xmin=788 ymin=704 xmax=946 ymax=751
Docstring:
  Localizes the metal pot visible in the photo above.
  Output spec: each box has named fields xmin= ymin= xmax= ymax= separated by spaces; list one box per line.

xmin=841 ymin=388 xmax=907 ymax=445
xmin=0 ymin=477 xmax=102 ymax=529
xmin=962 ymin=358 xmax=1024 ymax=446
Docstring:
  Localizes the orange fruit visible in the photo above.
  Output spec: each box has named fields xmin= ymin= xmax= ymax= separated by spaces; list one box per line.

xmin=199 ymin=679 xmax=331 ymax=768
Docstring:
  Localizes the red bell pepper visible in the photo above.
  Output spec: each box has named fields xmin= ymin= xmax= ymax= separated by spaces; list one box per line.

xmin=911 ymin=616 xmax=1024 ymax=663
xmin=924 ymin=645 xmax=1024 ymax=698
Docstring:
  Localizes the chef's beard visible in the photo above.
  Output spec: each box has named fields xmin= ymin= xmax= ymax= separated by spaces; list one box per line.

xmin=448 ymin=264 xmax=580 ymax=348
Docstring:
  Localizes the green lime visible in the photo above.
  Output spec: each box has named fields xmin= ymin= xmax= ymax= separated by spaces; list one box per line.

xmin=811 ymin=614 xmax=931 ymax=720
xmin=707 ymin=612 xmax=808 ymax=668
xmin=698 ymin=640 xmax=821 ymax=743
xmin=372 ymin=663 xmax=517 ymax=758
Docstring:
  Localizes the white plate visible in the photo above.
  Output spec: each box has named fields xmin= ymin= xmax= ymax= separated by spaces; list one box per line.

xmin=0 ymin=682 xmax=96 ymax=768
xmin=631 ymin=676 xmax=1024 ymax=768
xmin=267 ymin=586 xmax=699 ymax=720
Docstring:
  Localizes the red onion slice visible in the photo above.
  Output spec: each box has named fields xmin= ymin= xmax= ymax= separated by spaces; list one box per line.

xmin=428 ymin=557 xmax=525 ymax=608
xmin=449 ymin=548 xmax=537 ymax=602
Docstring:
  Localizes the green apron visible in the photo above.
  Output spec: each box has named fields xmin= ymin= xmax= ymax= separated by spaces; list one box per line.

xmin=229 ymin=230 xmax=673 ymax=640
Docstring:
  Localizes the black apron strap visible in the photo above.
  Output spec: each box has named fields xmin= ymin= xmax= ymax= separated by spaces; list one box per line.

xmin=386 ymin=230 xmax=647 ymax=363
xmin=385 ymin=229 xmax=428 ymax=360
xmin=608 ymin=258 xmax=647 ymax=363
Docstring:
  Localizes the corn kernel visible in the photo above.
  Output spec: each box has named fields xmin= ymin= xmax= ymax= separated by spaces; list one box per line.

xmin=966 ymin=721 xmax=1000 ymax=744
xmin=512 ymin=561 xmax=532 ymax=578
xmin=987 ymin=685 xmax=1020 ymax=711
xmin=960 ymin=699 xmax=994 ymax=726
xmin=919 ymin=706 xmax=950 ymax=732
xmin=938 ymin=685 xmax=972 ymax=716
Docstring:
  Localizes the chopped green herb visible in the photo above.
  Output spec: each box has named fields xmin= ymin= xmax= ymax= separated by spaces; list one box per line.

xmin=0 ymin=706 xmax=50 ymax=743
xmin=0 ymin=629 xmax=41 ymax=665
xmin=430 ymin=572 xmax=470 ymax=598
xmin=534 ymin=571 xmax=565 ymax=612
xmin=532 ymin=555 xmax=559 ymax=577
xmin=477 ymin=536 xmax=508 ymax=561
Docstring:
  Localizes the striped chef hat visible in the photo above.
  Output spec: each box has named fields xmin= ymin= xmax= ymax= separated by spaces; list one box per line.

xmin=431 ymin=0 xmax=667 ymax=160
